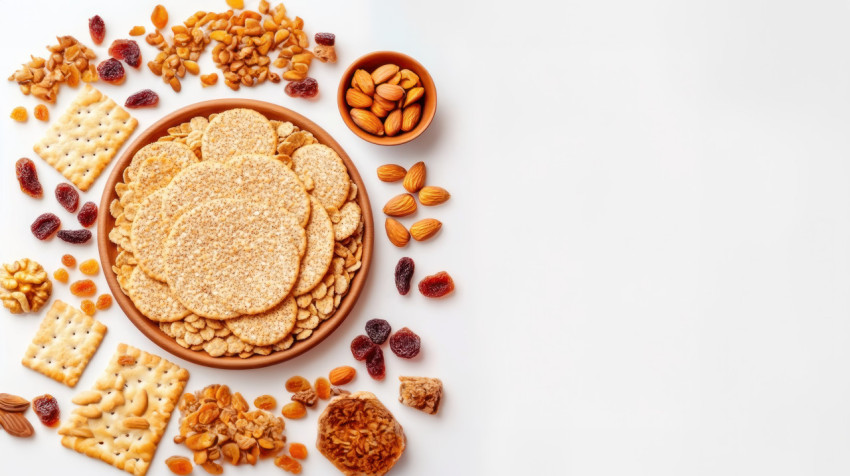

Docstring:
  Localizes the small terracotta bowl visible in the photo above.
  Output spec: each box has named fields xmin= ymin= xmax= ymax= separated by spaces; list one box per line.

xmin=338 ymin=51 xmax=437 ymax=146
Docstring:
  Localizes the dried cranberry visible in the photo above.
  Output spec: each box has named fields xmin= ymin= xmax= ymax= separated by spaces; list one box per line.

xmin=395 ymin=257 xmax=414 ymax=295
xmin=77 ymin=202 xmax=98 ymax=227
xmin=97 ymin=58 xmax=125 ymax=84
xmin=32 ymin=394 xmax=60 ymax=427
xmin=389 ymin=327 xmax=420 ymax=359
xmin=418 ymin=271 xmax=454 ymax=298
xmin=365 ymin=345 xmax=386 ymax=380
xmin=365 ymin=318 xmax=391 ymax=345
xmin=16 ymin=158 xmax=43 ymax=198
xmin=125 ymin=89 xmax=158 ymax=108
xmin=57 ymin=229 xmax=92 ymax=244
xmin=284 ymin=77 xmax=318 ymax=98
xmin=350 ymin=335 xmax=377 ymax=361
xmin=109 ymin=39 xmax=141 ymax=68
xmin=31 ymin=213 xmax=61 ymax=240
xmin=55 ymin=183 xmax=79 ymax=213
xmin=88 ymin=15 xmax=105 ymax=45
xmin=314 ymin=33 xmax=335 ymax=46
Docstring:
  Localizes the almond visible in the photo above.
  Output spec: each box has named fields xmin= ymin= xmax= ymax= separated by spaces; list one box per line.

xmin=345 ymin=88 xmax=373 ymax=108
xmin=59 ymin=426 xmax=94 ymax=438
xmin=71 ymin=390 xmax=102 ymax=406
xmin=328 ymin=366 xmax=356 ymax=386
xmin=409 ymin=218 xmax=442 ymax=241
xmin=403 ymin=161 xmax=426 ymax=193
xmin=384 ymin=109 xmax=402 ymax=137
xmin=0 ymin=410 xmax=34 ymax=438
xmin=122 ymin=416 xmax=150 ymax=429
xmin=418 ymin=186 xmax=451 ymax=206
xmin=0 ymin=393 xmax=29 ymax=413
xmin=383 ymin=193 xmax=417 ymax=217
xmin=377 ymin=164 xmax=406 ymax=182
xmin=399 ymin=69 xmax=420 ymax=89
xmin=385 ymin=218 xmax=410 ymax=247
xmin=403 ymin=86 xmax=424 ymax=107
xmin=370 ymin=101 xmax=391 ymax=119
xmin=372 ymin=93 xmax=396 ymax=111
xmin=350 ymin=108 xmax=384 ymax=136
xmin=376 ymin=83 xmax=405 ymax=102
xmin=351 ymin=69 xmax=374 ymax=96
xmin=371 ymin=64 xmax=399 ymax=85
xmin=402 ymin=103 xmax=422 ymax=132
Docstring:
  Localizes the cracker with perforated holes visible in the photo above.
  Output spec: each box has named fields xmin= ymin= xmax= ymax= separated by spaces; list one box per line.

xmin=33 ymin=84 xmax=138 ymax=191
xmin=21 ymin=300 xmax=107 ymax=387
xmin=58 ymin=343 xmax=189 ymax=476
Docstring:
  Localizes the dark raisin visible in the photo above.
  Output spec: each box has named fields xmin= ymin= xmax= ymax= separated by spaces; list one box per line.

xmin=389 ymin=327 xmax=420 ymax=359
xmin=97 ymin=58 xmax=125 ymax=84
xmin=31 ymin=213 xmax=61 ymax=240
xmin=16 ymin=158 xmax=43 ymax=198
xmin=57 ymin=229 xmax=92 ymax=244
xmin=395 ymin=257 xmax=414 ymax=295
xmin=89 ymin=15 xmax=105 ymax=45
xmin=77 ymin=202 xmax=98 ymax=227
xmin=365 ymin=319 xmax=392 ymax=345
xmin=109 ymin=39 xmax=141 ymax=68
xmin=125 ymin=89 xmax=159 ymax=108
xmin=350 ymin=335 xmax=377 ymax=361
xmin=55 ymin=183 xmax=79 ymax=213
xmin=314 ymin=32 xmax=335 ymax=46
xmin=284 ymin=77 xmax=318 ymax=98
xmin=418 ymin=271 xmax=454 ymax=298
xmin=365 ymin=345 xmax=386 ymax=380
xmin=32 ymin=394 xmax=60 ymax=427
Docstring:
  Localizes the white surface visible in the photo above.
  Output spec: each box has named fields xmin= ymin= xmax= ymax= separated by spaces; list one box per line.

xmin=2 ymin=0 xmax=850 ymax=475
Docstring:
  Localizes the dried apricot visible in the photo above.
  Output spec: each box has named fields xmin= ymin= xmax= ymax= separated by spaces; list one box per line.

xmin=418 ymin=271 xmax=455 ymax=298
xmin=314 ymin=377 xmax=330 ymax=400
xmin=81 ymin=299 xmax=96 ymax=316
xmin=151 ymin=4 xmax=168 ymax=29
xmin=254 ymin=394 xmax=277 ymax=410
xmin=16 ymin=158 xmax=43 ymax=198
xmin=289 ymin=442 xmax=308 ymax=459
xmin=285 ymin=376 xmax=311 ymax=393
xmin=95 ymin=294 xmax=112 ymax=310
xmin=31 ymin=213 xmax=61 ymax=240
xmin=226 ymin=0 xmax=245 ymax=9
xmin=77 ymin=202 xmax=98 ymax=227
xmin=61 ymin=254 xmax=76 ymax=267
xmin=79 ymin=259 xmax=99 ymax=276
xmin=53 ymin=268 xmax=69 ymax=283
xmin=281 ymin=402 xmax=306 ymax=419
xmin=10 ymin=106 xmax=27 ymax=122
xmin=129 ymin=26 xmax=146 ymax=36
xmin=274 ymin=454 xmax=302 ymax=474
xmin=165 ymin=455 xmax=193 ymax=475
xmin=70 ymin=279 xmax=97 ymax=297
xmin=55 ymin=183 xmax=79 ymax=213
xmin=32 ymin=394 xmax=60 ymax=427
xmin=88 ymin=15 xmax=105 ymax=45
xmin=33 ymin=104 xmax=49 ymax=121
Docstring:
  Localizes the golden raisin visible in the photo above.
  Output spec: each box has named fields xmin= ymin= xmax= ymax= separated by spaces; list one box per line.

xmin=10 ymin=106 xmax=27 ymax=122
xmin=226 ymin=0 xmax=245 ymax=9
xmin=95 ymin=294 xmax=112 ymax=310
xmin=61 ymin=254 xmax=76 ymax=267
xmin=285 ymin=376 xmax=311 ymax=393
xmin=254 ymin=394 xmax=277 ymax=410
xmin=274 ymin=454 xmax=302 ymax=474
xmin=33 ymin=104 xmax=49 ymax=121
xmin=165 ymin=455 xmax=193 ymax=475
xmin=70 ymin=279 xmax=97 ymax=297
xmin=80 ymin=299 xmax=96 ymax=316
xmin=151 ymin=4 xmax=168 ymax=29
xmin=53 ymin=268 xmax=69 ymax=283
xmin=129 ymin=25 xmax=146 ymax=36
xmin=315 ymin=377 xmax=330 ymax=400
xmin=200 ymin=73 xmax=218 ymax=87
xmin=281 ymin=402 xmax=306 ymax=419
xmin=289 ymin=442 xmax=308 ymax=459
xmin=79 ymin=259 xmax=99 ymax=276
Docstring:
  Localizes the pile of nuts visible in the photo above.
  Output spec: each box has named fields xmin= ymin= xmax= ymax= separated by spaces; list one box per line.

xmin=146 ymin=9 xmax=214 ymax=92
xmin=8 ymin=36 xmax=98 ymax=103
xmin=378 ymin=161 xmax=451 ymax=246
xmin=346 ymin=64 xmax=425 ymax=136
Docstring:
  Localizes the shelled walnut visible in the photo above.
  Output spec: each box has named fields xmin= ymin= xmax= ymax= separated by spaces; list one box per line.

xmin=0 ymin=258 xmax=52 ymax=314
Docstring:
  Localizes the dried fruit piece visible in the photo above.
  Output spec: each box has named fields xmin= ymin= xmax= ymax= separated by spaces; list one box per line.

xmin=55 ymin=183 xmax=80 ymax=213
xmin=109 ymin=39 xmax=142 ymax=68
xmin=53 ymin=268 xmax=69 ymax=283
xmin=58 ymin=229 xmax=92 ymax=244
xmin=200 ymin=73 xmax=218 ymax=87
xmin=314 ymin=33 xmax=335 ymax=46
xmin=165 ymin=455 xmax=193 ymax=475
xmin=350 ymin=335 xmax=376 ymax=361
xmin=315 ymin=377 xmax=330 ymax=400
xmin=395 ymin=257 xmax=414 ymax=295
xmin=81 ymin=299 xmax=96 ymax=316
xmin=77 ymin=202 xmax=98 ymax=227
xmin=329 ymin=366 xmax=356 ymax=386
xmin=79 ymin=259 xmax=99 ymax=276
xmin=16 ymin=158 xmax=43 ymax=198
xmin=366 ymin=319 xmax=392 ymax=345
xmin=10 ymin=106 xmax=27 ymax=122
xmin=32 ymin=394 xmax=60 ymax=426
xmin=125 ymin=89 xmax=158 ymax=108
xmin=366 ymin=346 xmax=386 ymax=380
xmin=389 ymin=327 xmax=421 ymax=359
xmin=70 ymin=279 xmax=97 ymax=297
xmin=254 ymin=394 xmax=277 ymax=410
xmin=285 ymin=376 xmax=311 ymax=393
xmin=284 ymin=77 xmax=318 ymax=98
xmin=89 ymin=15 xmax=106 ymax=45
xmin=95 ymin=294 xmax=112 ymax=310
xmin=151 ymin=5 xmax=168 ymax=29
xmin=129 ymin=26 xmax=146 ymax=36
xmin=281 ymin=401 xmax=306 ymax=419
xmin=31 ymin=213 xmax=61 ymax=240
xmin=226 ymin=0 xmax=244 ymax=9
xmin=33 ymin=104 xmax=49 ymax=121
xmin=61 ymin=254 xmax=76 ymax=267
xmin=418 ymin=271 xmax=454 ymax=298
xmin=274 ymin=454 xmax=302 ymax=473
xmin=289 ymin=442 xmax=308 ymax=459
xmin=97 ymin=58 xmax=125 ymax=84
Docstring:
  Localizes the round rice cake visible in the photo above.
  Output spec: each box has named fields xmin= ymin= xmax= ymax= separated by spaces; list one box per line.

xmin=201 ymin=108 xmax=277 ymax=162
xmin=333 ymin=201 xmax=362 ymax=241
xmin=225 ymin=296 xmax=297 ymax=346
xmin=125 ymin=141 xmax=199 ymax=182
xmin=164 ymin=199 xmax=305 ymax=317
xmin=130 ymin=156 xmax=183 ymax=203
xmin=130 ymin=189 xmax=170 ymax=282
xmin=127 ymin=266 xmax=191 ymax=322
xmin=160 ymin=161 xmax=243 ymax=225
xmin=227 ymin=154 xmax=311 ymax=227
xmin=293 ymin=197 xmax=335 ymax=296
xmin=291 ymin=144 xmax=350 ymax=209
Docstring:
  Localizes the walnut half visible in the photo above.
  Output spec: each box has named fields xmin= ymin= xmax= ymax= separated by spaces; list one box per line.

xmin=0 ymin=258 xmax=52 ymax=314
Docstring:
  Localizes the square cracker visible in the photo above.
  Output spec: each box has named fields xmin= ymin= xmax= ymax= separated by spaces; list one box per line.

xmin=33 ymin=84 xmax=138 ymax=191
xmin=21 ymin=300 xmax=107 ymax=387
xmin=59 ymin=343 xmax=189 ymax=476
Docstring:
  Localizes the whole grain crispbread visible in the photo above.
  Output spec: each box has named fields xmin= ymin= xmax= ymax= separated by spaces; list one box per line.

xmin=125 ymin=141 xmax=198 ymax=183
xmin=225 ymin=296 xmax=297 ymax=346
xmin=127 ymin=266 xmax=190 ymax=322
xmin=201 ymin=108 xmax=277 ymax=162
xmin=227 ymin=153 xmax=311 ymax=227
xmin=293 ymin=197 xmax=335 ymax=296
xmin=130 ymin=189 xmax=170 ymax=282
xmin=291 ymin=144 xmax=350 ymax=209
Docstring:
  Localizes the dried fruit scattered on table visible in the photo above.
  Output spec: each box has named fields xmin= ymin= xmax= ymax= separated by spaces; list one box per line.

xmin=329 ymin=366 xmax=356 ymax=386
xmin=165 ymin=455 xmax=193 ymax=475
xmin=33 ymin=104 xmax=49 ymax=121
xmin=55 ymin=183 xmax=80 ymax=213
xmin=77 ymin=202 xmax=98 ymax=227
xmin=97 ymin=58 xmax=125 ymax=84
xmin=31 ymin=394 xmax=60 ymax=427
xmin=79 ymin=259 xmax=99 ymax=276
xmin=418 ymin=271 xmax=455 ymax=298
xmin=57 ymin=229 xmax=92 ymax=244
xmin=89 ymin=15 xmax=106 ymax=45
xmin=151 ymin=4 xmax=168 ymax=29
xmin=281 ymin=401 xmax=306 ymax=419
xmin=125 ymin=89 xmax=158 ymax=108
xmin=80 ymin=299 xmax=96 ymax=316
xmin=395 ymin=257 xmax=415 ymax=295
xmin=284 ymin=77 xmax=319 ymax=98
xmin=226 ymin=0 xmax=244 ymax=9
xmin=254 ymin=394 xmax=277 ymax=410
xmin=53 ymin=268 xmax=69 ymax=283
xmin=315 ymin=377 xmax=330 ymax=400
xmin=200 ymin=73 xmax=218 ymax=87
xmin=314 ymin=33 xmax=335 ymax=46
xmin=109 ymin=39 xmax=142 ymax=68
xmin=366 ymin=319 xmax=392 ymax=345
xmin=351 ymin=335 xmax=376 ymax=361
xmin=95 ymin=294 xmax=112 ymax=310
xmin=15 ymin=158 xmax=43 ymax=198
xmin=129 ymin=25 xmax=146 ymax=36
xmin=285 ymin=376 xmax=311 ymax=393
xmin=389 ymin=327 xmax=421 ymax=359
xmin=366 ymin=346 xmax=386 ymax=380
xmin=70 ymin=279 xmax=97 ymax=297
xmin=61 ymin=254 xmax=76 ymax=267
xmin=274 ymin=454 xmax=302 ymax=473
xmin=10 ymin=106 xmax=27 ymax=122
xmin=31 ymin=213 xmax=61 ymax=240
xmin=289 ymin=442 xmax=308 ymax=459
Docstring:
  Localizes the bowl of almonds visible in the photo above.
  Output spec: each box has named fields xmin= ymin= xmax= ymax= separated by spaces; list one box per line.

xmin=338 ymin=51 xmax=437 ymax=145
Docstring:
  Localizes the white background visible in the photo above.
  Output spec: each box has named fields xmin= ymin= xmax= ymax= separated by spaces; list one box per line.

xmin=1 ymin=0 xmax=849 ymax=475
